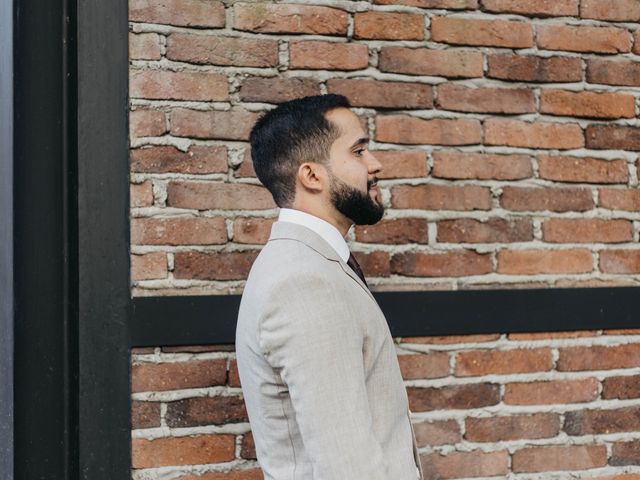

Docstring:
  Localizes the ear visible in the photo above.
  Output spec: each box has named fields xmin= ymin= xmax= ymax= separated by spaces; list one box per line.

xmin=297 ymin=162 xmax=326 ymax=193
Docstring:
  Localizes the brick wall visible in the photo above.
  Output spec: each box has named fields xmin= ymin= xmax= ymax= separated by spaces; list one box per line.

xmin=129 ymin=0 xmax=640 ymax=478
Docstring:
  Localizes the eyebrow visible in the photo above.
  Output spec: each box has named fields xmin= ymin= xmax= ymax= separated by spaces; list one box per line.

xmin=349 ymin=137 xmax=370 ymax=149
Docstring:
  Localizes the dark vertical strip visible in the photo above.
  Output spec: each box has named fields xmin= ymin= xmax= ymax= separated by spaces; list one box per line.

xmin=76 ymin=0 xmax=131 ymax=477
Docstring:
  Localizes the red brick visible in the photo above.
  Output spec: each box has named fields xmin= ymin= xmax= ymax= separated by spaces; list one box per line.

xmin=612 ymin=441 xmax=640 ymax=466
xmin=508 ymin=331 xmax=597 ymax=340
xmin=512 ymin=445 xmax=607 ymax=473
xmin=327 ymin=79 xmax=432 ymax=110
xmin=589 ymin=475 xmax=640 ymax=480
xmin=601 ymin=249 xmax=640 ymax=274
xmin=170 ymin=109 xmax=260 ymax=141
xmin=235 ymin=147 xmax=256 ymax=178
xmin=131 ymin=181 xmax=154 ymax=208
xmin=564 ymin=407 xmax=640 ymax=435
xmin=354 ymin=11 xmax=424 ymax=40
xmin=130 ymin=69 xmax=228 ymax=102
xmin=233 ymin=217 xmax=275 ymax=245
xmin=437 ymin=84 xmax=534 ymax=114
xmin=543 ymin=218 xmax=633 ymax=243
xmin=500 ymin=187 xmax=594 ymax=212
xmin=239 ymin=77 xmax=320 ymax=104
xmin=559 ymin=344 xmax=640 ymax=371
xmin=437 ymin=218 xmax=533 ymax=243
xmin=588 ymin=58 xmax=640 ymax=87
xmin=131 ymin=145 xmax=227 ymax=174
xmin=234 ymin=4 xmax=348 ymax=35
xmin=581 ymin=0 xmax=640 ymax=21
xmin=391 ymin=250 xmax=493 ymax=277
xmin=376 ymin=115 xmax=481 ymax=145
xmin=465 ymin=413 xmax=560 ymax=442
xmin=498 ymin=249 xmax=593 ymax=274
xmin=408 ymin=383 xmax=500 ymax=411
xmin=167 ymin=182 xmax=275 ymax=211
xmin=176 ymin=471 xmax=263 ymax=480
xmin=373 ymin=150 xmax=427 ymax=179
xmin=482 ymin=0 xmax=578 ymax=16
xmin=131 ymin=359 xmax=227 ymax=392
xmin=635 ymin=31 xmax=640 ymax=55
xmin=241 ymin=432 xmax=256 ymax=460
xmin=131 ymin=252 xmax=167 ymax=281
xmin=289 ymin=41 xmax=368 ymax=71
xmin=129 ymin=0 xmax=225 ymax=28
xmin=586 ymin=125 xmax=640 ymax=151
xmin=165 ymin=396 xmax=247 ymax=427
xmin=505 ymin=378 xmax=599 ymax=405
xmin=432 ymin=16 xmax=533 ymax=48
xmin=131 ymin=434 xmax=235 ymax=468
xmin=351 ymin=251 xmax=391 ymax=278
xmin=604 ymin=329 xmax=640 ymax=336
xmin=355 ymin=218 xmax=429 ymax=244
xmin=456 ymin=348 xmax=552 ymax=376
xmin=600 ymin=189 xmax=640 ymax=211
xmin=413 ymin=420 xmax=461 ymax=447
xmin=174 ymin=251 xmax=259 ymax=281
xmin=228 ymin=359 xmax=241 ymax=388
xmin=485 ymin=119 xmax=584 ymax=149
xmin=604 ymin=375 xmax=640 ymax=399
xmin=421 ymin=450 xmax=509 ymax=478
xmin=433 ymin=152 xmax=532 ymax=180
xmin=130 ymin=109 xmax=166 ymax=138
xmin=537 ymin=25 xmax=632 ymax=53
xmin=488 ymin=54 xmax=582 ymax=82
xmin=541 ymin=89 xmax=635 ymax=119
xmin=129 ymin=32 xmax=161 ymax=60
xmin=539 ymin=155 xmax=628 ymax=184
xmin=404 ymin=334 xmax=500 ymax=344
xmin=132 ymin=401 xmax=161 ymax=429
xmin=131 ymin=217 xmax=227 ymax=245
xmin=375 ymin=0 xmax=477 ymax=7
xmin=379 ymin=47 xmax=483 ymax=78
xmin=392 ymin=184 xmax=491 ymax=210
xmin=166 ymin=34 xmax=278 ymax=68
xmin=398 ymin=352 xmax=450 ymax=380
xmin=162 ymin=345 xmax=230 ymax=353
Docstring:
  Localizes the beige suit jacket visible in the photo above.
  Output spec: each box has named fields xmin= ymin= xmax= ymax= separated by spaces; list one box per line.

xmin=236 ymin=221 xmax=423 ymax=480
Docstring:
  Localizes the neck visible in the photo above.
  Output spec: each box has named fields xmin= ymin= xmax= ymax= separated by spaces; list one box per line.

xmin=288 ymin=202 xmax=352 ymax=237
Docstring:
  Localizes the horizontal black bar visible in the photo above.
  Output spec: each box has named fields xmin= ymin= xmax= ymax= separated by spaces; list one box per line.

xmin=131 ymin=286 xmax=639 ymax=347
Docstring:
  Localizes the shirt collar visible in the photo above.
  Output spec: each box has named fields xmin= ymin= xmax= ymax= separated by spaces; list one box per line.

xmin=277 ymin=208 xmax=350 ymax=262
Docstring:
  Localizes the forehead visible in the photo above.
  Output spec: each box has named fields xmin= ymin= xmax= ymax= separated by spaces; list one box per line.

xmin=324 ymin=107 xmax=366 ymax=140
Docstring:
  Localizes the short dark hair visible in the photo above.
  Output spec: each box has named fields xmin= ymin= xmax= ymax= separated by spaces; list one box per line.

xmin=249 ymin=94 xmax=351 ymax=208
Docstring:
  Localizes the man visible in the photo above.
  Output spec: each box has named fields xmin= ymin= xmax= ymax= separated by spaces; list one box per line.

xmin=235 ymin=94 xmax=423 ymax=479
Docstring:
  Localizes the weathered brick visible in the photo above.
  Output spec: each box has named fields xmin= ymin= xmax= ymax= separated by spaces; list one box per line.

xmin=239 ymin=77 xmax=320 ymax=104
xmin=373 ymin=150 xmax=428 ymax=179
xmin=482 ymin=0 xmax=578 ymax=16
xmin=504 ymin=378 xmax=599 ymax=405
xmin=131 ymin=145 xmax=227 ymax=174
xmin=131 ymin=217 xmax=227 ymax=245
xmin=465 ymin=413 xmax=560 ymax=442
xmin=537 ymin=25 xmax=632 ymax=53
xmin=538 ymin=155 xmax=628 ymax=184
xmin=162 ymin=345 xmax=229 ymax=353
xmin=130 ymin=69 xmax=228 ymax=102
xmin=354 ymin=11 xmax=424 ymax=40
xmin=437 ymin=84 xmax=534 ymax=114
xmin=543 ymin=218 xmax=633 ymax=243
xmin=289 ymin=41 xmax=368 ymax=70
xmin=600 ymin=189 xmax=640 ymax=211
xmin=456 ymin=348 xmax=552 ymax=376
xmin=407 ymin=383 xmax=500 ymax=411
xmin=437 ymin=218 xmax=533 ymax=243
xmin=376 ymin=115 xmax=481 ymax=145
xmin=398 ymin=352 xmax=450 ymax=380
xmin=413 ymin=420 xmax=461 ymax=447
xmin=234 ymin=3 xmax=348 ymax=35
xmin=131 ymin=359 xmax=227 ymax=392
xmin=129 ymin=32 xmax=161 ymax=60
xmin=235 ymin=147 xmax=256 ymax=178
xmin=170 ymin=109 xmax=260 ymax=141
xmin=130 ymin=109 xmax=166 ymax=138
xmin=585 ymin=475 xmax=640 ymax=480
xmin=485 ymin=119 xmax=584 ymax=149
xmin=176 ymin=471 xmax=263 ymax=480
xmin=391 ymin=250 xmax=493 ymax=277
xmin=167 ymin=34 xmax=278 ymax=67
xmin=421 ymin=450 xmax=509 ymax=479
xmin=129 ymin=0 xmax=225 ymax=28
xmin=581 ymin=0 xmax=640 ymax=21
xmin=564 ymin=407 xmax=640 ymax=435
xmin=501 ymin=187 xmax=594 ymax=212
xmin=432 ymin=16 xmax=533 ymax=48
xmin=612 ymin=441 xmax=640 ymax=466
xmin=132 ymin=401 xmax=161 ymax=429
xmin=433 ymin=152 xmax=532 ymax=180
xmin=488 ymin=54 xmax=582 ymax=82
xmin=228 ymin=359 xmax=241 ymax=388
xmin=355 ymin=218 xmax=429 ymax=244
xmin=375 ymin=0 xmax=477 ymax=7
xmin=587 ymin=58 xmax=640 ymax=87
xmin=635 ymin=31 xmax=640 ymax=55
xmin=559 ymin=344 xmax=640 ymax=371
xmin=604 ymin=375 xmax=640 ymax=400
xmin=601 ymin=250 xmax=640 ymax=274
xmin=166 ymin=396 xmax=247 ymax=427
xmin=167 ymin=182 xmax=275 ymax=211
xmin=131 ymin=252 xmax=168 ymax=281
xmin=131 ymin=181 xmax=154 ymax=208
xmin=508 ymin=331 xmax=597 ymax=340
xmin=541 ymin=90 xmax=635 ymax=119
xmin=233 ymin=217 xmax=275 ymax=245
xmin=131 ymin=434 xmax=235 ymax=468
xmin=586 ymin=125 xmax=640 ymax=151
xmin=392 ymin=184 xmax=491 ymax=210
xmin=512 ymin=445 xmax=607 ymax=473
xmin=379 ymin=47 xmax=483 ymax=78
xmin=404 ymin=334 xmax=500 ymax=344
xmin=497 ymin=249 xmax=593 ymax=274
xmin=173 ymin=251 xmax=259 ymax=281
xmin=352 ymin=251 xmax=391 ymax=278
xmin=327 ymin=79 xmax=433 ymax=109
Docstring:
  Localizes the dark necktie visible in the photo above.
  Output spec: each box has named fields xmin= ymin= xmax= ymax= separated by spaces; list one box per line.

xmin=347 ymin=252 xmax=368 ymax=288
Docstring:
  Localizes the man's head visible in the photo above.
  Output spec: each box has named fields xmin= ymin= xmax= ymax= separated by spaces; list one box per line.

xmin=250 ymin=94 xmax=384 ymax=228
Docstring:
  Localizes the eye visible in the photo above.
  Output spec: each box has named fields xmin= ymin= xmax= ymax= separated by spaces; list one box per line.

xmin=354 ymin=148 xmax=366 ymax=157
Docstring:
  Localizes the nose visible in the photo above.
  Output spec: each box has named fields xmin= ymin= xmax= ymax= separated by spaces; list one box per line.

xmin=366 ymin=149 xmax=382 ymax=176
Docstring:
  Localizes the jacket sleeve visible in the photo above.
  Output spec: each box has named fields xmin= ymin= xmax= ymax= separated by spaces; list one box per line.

xmin=258 ymin=271 xmax=389 ymax=480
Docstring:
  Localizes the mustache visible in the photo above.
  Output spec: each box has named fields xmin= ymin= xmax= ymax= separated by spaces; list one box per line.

xmin=367 ymin=177 xmax=379 ymax=189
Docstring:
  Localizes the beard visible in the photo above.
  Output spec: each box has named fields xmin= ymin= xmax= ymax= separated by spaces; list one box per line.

xmin=328 ymin=172 xmax=385 ymax=225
